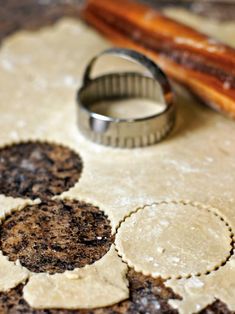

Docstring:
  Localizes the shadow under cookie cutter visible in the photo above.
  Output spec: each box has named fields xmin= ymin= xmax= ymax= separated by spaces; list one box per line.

xmin=77 ymin=48 xmax=176 ymax=148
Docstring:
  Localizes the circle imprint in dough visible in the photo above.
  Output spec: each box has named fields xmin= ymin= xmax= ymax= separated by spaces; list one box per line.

xmin=115 ymin=202 xmax=233 ymax=279
xmin=0 ymin=199 xmax=114 ymax=274
xmin=0 ymin=142 xmax=83 ymax=200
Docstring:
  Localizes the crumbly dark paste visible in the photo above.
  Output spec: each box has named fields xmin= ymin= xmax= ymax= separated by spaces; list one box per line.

xmin=0 ymin=270 xmax=232 ymax=314
xmin=0 ymin=142 xmax=83 ymax=200
xmin=0 ymin=199 xmax=113 ymax=274
xmin=200 ymin=300 xmax=235 ymax=314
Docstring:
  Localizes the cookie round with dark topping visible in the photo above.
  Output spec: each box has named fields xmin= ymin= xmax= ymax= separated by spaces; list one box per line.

xmin=0 ymin=199 xmax=113 ymax=274
xmin=0 ymin=142 xmax=83 ymax=200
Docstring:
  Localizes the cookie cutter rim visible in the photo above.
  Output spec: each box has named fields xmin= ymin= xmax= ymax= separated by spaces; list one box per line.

xmin=77 ymin=48 xmax=175 ymax=148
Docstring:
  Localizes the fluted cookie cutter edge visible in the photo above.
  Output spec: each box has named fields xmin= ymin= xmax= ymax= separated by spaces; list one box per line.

xmin=77 ymin=48 xmax=176 ymax=148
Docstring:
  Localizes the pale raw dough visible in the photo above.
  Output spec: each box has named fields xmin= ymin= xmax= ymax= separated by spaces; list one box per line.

xmin=115 ymin=201 xmax=233 ymax=279
xmin=0 ymin=8 xmax=234 ymax=312
xmin=91 ymin=98 xmax=165 ymax=119
xmin=23 ymin=246 xmax=128 ymax=309
xmin=0 ymin=252 xmax=29 ymax=292
xmin=164 ymin=8 xmax=235 ymax=47
xmin=166 ymin=256 xmax=235 ymax=313
xmin=0 ymin=195 xmax=35 ymax=219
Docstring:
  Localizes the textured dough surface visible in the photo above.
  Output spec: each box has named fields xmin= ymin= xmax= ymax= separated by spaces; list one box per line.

xmin=91 ymin=98 xmax=165 ymax=119
xmin=23 ymin=246 xmax=128 ymax=309
xmin=0 ymin=9 xmax=234 ymax=312
xmin=0 ymin=17 xmax=235 ymax=229
xmin=115 ymin=202 xmax=232 ymax=279
xmin=0 ymin=195 xmax=33 ymax=219
xmin=166 ymin=257 xmax=235 ymax=314
xmin=0 ymin=252 xmax=29 ymax=292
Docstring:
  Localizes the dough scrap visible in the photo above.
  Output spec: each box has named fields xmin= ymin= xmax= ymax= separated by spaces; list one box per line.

xmin=0 ymin=252 xmax=29 ymax=292
xmin=166 ymin=256 xmax=235 ymax=314
xmin=115 ymin=202 xmax=233 ymax=279
xmin=0 ymin=194 xmax=34 ymax=218
xmin=23 ymin=246 xmax=129 ymax=309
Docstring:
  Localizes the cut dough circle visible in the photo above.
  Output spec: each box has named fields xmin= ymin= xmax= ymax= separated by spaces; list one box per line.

xmin=115 ymin=201 xmax=233 ymax=279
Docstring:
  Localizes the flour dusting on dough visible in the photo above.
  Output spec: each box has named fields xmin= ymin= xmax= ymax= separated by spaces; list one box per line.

xmin=0 ymin=11 xmax=234 ymax=311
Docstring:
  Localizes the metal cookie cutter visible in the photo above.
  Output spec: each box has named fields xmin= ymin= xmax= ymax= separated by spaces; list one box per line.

xmin=77 ymin=48 xmax=175 ymax=148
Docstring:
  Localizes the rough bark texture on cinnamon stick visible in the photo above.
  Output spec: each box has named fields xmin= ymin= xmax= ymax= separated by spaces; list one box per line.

xmin=82 ymin=0 xmax=235 ymax=118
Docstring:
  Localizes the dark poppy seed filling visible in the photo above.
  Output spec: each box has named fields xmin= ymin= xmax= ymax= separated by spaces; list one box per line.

xmin=0 ymin=199 xmax=114 ymax=274
xmin=0 ymin=142 xmax=83 ymax=200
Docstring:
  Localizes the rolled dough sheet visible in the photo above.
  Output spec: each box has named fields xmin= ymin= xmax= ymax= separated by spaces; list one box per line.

xmin=0 ymin=8 xmax=234 ymax=312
